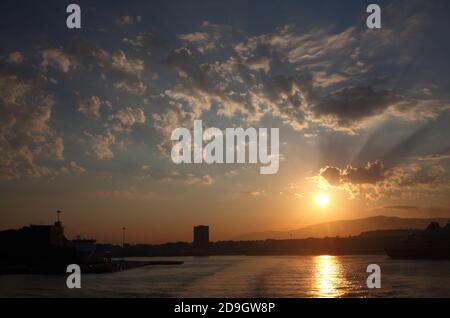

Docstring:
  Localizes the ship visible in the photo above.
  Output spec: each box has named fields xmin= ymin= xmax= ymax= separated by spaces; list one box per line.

xmin=385 ymin=221 xmax=450 ymax=259
xmin=0 ymin=211 xmax=184 ymax=274
xmin=71 ymin=235 xmax=97 ymax=261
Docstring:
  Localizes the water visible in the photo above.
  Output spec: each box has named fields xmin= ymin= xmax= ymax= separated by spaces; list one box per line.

xmin=1 ymin=255 xmax=449 ymax=297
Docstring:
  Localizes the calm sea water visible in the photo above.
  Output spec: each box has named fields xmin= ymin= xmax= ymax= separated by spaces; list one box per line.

xmin=1 ymin=255 xmax=449 ymax=298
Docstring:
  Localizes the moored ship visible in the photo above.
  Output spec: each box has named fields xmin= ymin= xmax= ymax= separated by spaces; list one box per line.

xmin=385 ymin=222 xmax=450 ymax=259
xmin=71 ymin=236 xmax=97 ymax=261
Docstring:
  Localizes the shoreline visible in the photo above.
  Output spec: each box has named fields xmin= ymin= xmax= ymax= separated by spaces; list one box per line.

xmin=0 ymin=260 xmax=184 ymax=275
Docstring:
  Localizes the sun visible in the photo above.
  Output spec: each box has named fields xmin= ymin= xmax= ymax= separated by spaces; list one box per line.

xmin=315 ymin=193 xmax=330 ymax=207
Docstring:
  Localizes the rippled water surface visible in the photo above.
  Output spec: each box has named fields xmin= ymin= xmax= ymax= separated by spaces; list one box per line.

xmin=1 ymin=255 xmax=449 ymax=297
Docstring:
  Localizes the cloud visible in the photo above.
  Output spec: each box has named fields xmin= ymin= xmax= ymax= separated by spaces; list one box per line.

xmin=76 ymin=95 xmax=103 ymax=119
xmin=389 ymin=99 xmax=450 ymax=122
xmin=0 ymin=75 xmax=78 ymax=179
xmin=146 ymin=18 xmax=450 ymax=155
xmin=54 ymin=136 xmax=64 ymax=160
xmin=313 ymin=72 xmax=347 ymax=87
xmin=311 ymin=87 xmax=401 ymax=131
xmin=113 ymin=79 xmax=146 ymax=95
xmin=0 ymin=76 xmax=53 ymax=176
xmin=93 ymin=49 xmax=146 ymax=96
xmin=84 ymin=190 xmax=155 ymax=200
xmin=123 ymin=32 xmax=167 ymax=48
xmin=60 ymin=161 xmax=86 ymax=175
xmin=319 ymin=161 xmax=386 ymax=186
xmin=160 ymin=44 xmax=311 ymax=136
xmin=319 ymin=166 xmax=341 ymax=186
xmin=233 ymin=26 xmax=356 ymax=66
xmin=41 ymin=48 xmax=75 ymax=73
xmin=152 ymin=106 xmax=198 ymax=155
xmin=383 ymin=205 xmax=419 ymax=211
xmin=6 ymin=51 xmax=23 ymax=64
xmin=227 ymin=19 xmax=449 ymax=132
xmin=256 ymin=74 xmax=313 ymax=130
xmin=287 ymin=28 xmax=356 ymax=63
xmin=84 ymin=130 xmax=116 ymax=160
xmin=315 ymin=159 xmax=448 ymax=200
xmin=178 ymin=32 xmax=209 ymax=43
xmin=416 ymin=153 xmax=450 ymax=161
xmin=82 ymin=106 xmax=145 ymax=161
xmin=341 ymin=160 xmax=386 ymax=184
xmin=150 ymin=169 xmax=214 ymax=186
xmin=387 ymin=163 xmax=446 ymax=190
xmin=184 ymin=174 xmax=214 ymax=186
xmin=306 ymin=87 xmax=449 ymax=133
xmin=177 ymin=21 xmax=231 ymax=54
xmin=111 ymin=50 xmax=144 ymax=76
xmin=155 ymin=45 xmax=312 ymax=151
xmin=314 ymin=161 xmax=387 ymax=199
xmin=28 ymin=16 xmax=447 ymax=166
xmin=108 ymin=107 xmax=146 ymax=132
xmin=158 ymin=23 xmax=448 ymax=141
xmin=178 ymin=32 xmax=216 ymax=54
xmin=116 ymin=15 xmax=141 ymax=26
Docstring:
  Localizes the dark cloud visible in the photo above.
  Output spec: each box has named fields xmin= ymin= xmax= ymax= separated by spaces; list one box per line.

xmin=393 ymin=163 xmax=446 ymax=189
xmin=319 ymin=166 xmax=341 ymax=186
xmin=150 ymin=18 xmax=450 ymax=146
xmin=417 ymin=153 xmax=450 ymax=161
xmin=317 ymin=159 xmax=448 ymax=201
xmin=165 ymin=47 xmax=213 ymax=93
xmin=320 ymin=160 xmax=386 ymax=186
xmin=383 ymin=205 xmax=419 ymax=211
xmin=415 ymin=146 xmax=450 ymax=161
xmin=312 ymin=86 xmax=401 ymax=129
xmin=341 ymin=160 xmax=385 ymax=184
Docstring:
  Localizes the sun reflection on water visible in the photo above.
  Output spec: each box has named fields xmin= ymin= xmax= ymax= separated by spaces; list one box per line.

xmin=312 ymin=255 xmax=347 ymax=298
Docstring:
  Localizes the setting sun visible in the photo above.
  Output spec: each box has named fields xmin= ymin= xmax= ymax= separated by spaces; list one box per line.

xmin=315 ymin=193 xmax=330 ymax=207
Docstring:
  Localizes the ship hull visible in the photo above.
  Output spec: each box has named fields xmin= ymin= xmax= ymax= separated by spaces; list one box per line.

xmin=385 ymin=247 xmax=450 ymax=260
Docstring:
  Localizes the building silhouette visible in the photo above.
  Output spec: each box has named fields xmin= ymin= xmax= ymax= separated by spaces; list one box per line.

xmin=193 ymin=225 xmax=209 ymax=248
xmin=0 ymin=211 xmax=77 ymax=265
xmin=0 ymin=212 xmax=65 ymax=248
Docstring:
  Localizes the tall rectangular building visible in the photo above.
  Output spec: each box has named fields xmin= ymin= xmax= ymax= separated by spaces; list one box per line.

xmin=193 ymin=225 xmax=209 ymax=247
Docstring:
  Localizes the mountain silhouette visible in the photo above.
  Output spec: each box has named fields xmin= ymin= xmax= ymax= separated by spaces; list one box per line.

xmin=234 ymin=215 xmax=450 ymax=241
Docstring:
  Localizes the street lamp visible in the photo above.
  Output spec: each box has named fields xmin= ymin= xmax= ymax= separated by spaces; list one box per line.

xmin=122 ymin=227 xmax=126 ymax=248
xmin=122 ymin=227 xmax=126 ymax=261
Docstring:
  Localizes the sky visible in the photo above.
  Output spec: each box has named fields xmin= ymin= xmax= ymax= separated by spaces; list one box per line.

xmin=1 ymin=0 xmax=450 ymax=244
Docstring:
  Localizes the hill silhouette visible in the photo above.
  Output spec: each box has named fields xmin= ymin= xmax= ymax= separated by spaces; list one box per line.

xmin=234 ymin=215 xmax=450 ymax=241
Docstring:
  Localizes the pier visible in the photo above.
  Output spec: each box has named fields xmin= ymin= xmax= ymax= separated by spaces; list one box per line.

xmin=0 ymin=260 xmax=184 ymax=275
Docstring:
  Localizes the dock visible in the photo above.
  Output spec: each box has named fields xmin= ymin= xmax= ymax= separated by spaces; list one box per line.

xmin=0 ymin=260 xmax=184 ymax=275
